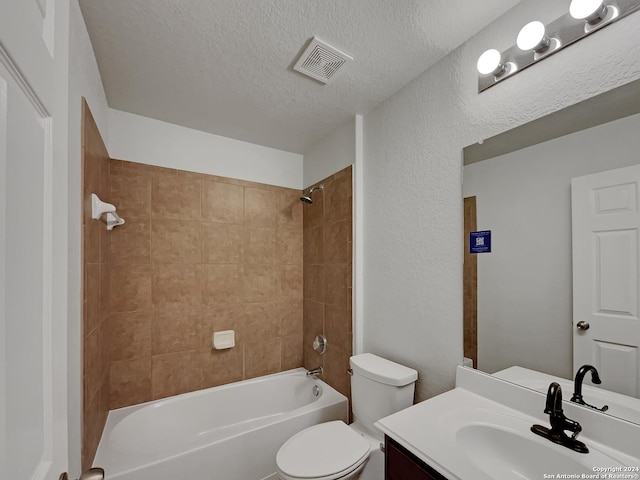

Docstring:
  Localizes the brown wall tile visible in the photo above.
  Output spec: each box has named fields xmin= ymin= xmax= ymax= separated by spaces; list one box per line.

xmin=324 ymin=173 xmax=352 ymax=225
xmin=83 ymin=327 xmax=101 ymax=400
xmin=243 ymin=303 xmax=281 ymax=344
xmin=110 ymin=311 xmax=151 ymax=361
xmin=110 ymin=167 xmax=152 ymax=219
xmin=201 ymin=348 xmax=244 ymax=388
xmin=109 ymin=222 xmax=151 ymax=265
xmin=151 ymin=219 xmax=201 ymax=264
xmin=202 ymin=264 xmax=243 ymax=304
xmin=84 ymin=264 xmax=101 ymax=334
xmin=281 ymin=334 xmax=303 ymax=371
xmin=281 ymin=264 xmax=303 ymax=301
xmin=324 ymin=305 xmax=352 ymax=351
xmin=325 ymin=264 xmax=350 ymax=309
xmin=151 ymin=350 xmax=202 ymax=399
xmin=244 ymin=226 xmax=277 ymax=264
xmin=323 ymin=344 xmax=351 ymax=398
xmin=202 ymin=181 xmax=244 ymax=224
xmin=244 ymin=264 xmax=279 ymax=302
xmin=202 ymin=223 xmax=244 ymax=264
xmin=110 ymin=264 xmax=152 ymax=312
xmin=303 ymin=300 xmax=324 ymax=369
xmin=280 ymin=301 xmax=303 ymax=337
xmin=303 ymin=264 xmax=325 ymax=303
xmin=84 ymin=222 xmax=100 ymax=264
xmin=82 ymin=99 xmax=112 ymax=471
xmin=245 ymin=338 xmax=281 ymax=378
xmin=302 ymin=193 xmax=323 ymax=229
xmin=303 ymin=226 xmax=323 ymax=265
xmin=152 ymin=175 xmax=201 ymax=220
xmin=104 ymin=160 xmax=304 ymax=410
xmin=302 ymin=166 xmax=353 ymax=398
xmin=278 ymin=227 xmax=303 ymax=265
xmin=324 ymin=220 xmax=351 ymax=265
xmin=245 ymin=188 xmax=277 ymax=226
xmin=152 ymin=264 xmax=201 ymax=307
xmin=278 ymin=190 xmax=303 ymax=229
xmin=100 ymin=264 xmax=111 ymax=314
xmin=152 ymin=308 xmax=202 ymax=355
xmin=110 ymin=357 xmax=152 ymax=409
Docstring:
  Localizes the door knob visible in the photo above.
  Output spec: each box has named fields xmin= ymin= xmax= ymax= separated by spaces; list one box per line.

xmin=576 ymin=321 xmax=590 ymax=330
xmin=59 ymin=468 xmax=104 ymax=480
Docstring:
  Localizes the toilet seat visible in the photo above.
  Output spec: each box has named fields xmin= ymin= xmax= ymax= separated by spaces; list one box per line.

xmin=276 ymin=421 xmax=370 ymax=480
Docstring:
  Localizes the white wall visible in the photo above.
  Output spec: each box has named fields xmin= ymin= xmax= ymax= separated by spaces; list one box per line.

xmin=302 ymin=117 xmax=355 ymax=188
xmin=108 ymin=109 xmax=303 ymax=189
xmin=67 ymin=1 xmax=110 ymax=475
xmin=362 ymin=0 xmax=640 ymax=401
xmin=464 ymin=112 xmax=640 ymax=379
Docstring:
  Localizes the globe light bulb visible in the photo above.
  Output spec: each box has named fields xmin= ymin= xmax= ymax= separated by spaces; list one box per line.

xmin=517 ymin=21 xmax=548 ymax=52
xmin=570 ymin=0 xmax=607 ymax=20
xmin=476 ymin=49 xmax=503 ymax=76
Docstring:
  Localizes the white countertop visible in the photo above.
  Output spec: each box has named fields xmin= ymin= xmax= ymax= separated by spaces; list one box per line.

xmin=375 ymin=367 xmax=640 ymax=480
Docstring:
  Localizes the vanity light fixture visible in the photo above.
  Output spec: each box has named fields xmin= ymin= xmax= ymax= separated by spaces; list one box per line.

xmin=476 ymin=49 xmax=516 ymax=79
xmin=477 ymin=0 xmax=639 ymax=92
xmin=570 ymin=0 xmax=608 ymax=22
xmin=516 ymin=21 xmax=560 ymax=58
xmin=477 ymin=49 xmax=505 ymax=76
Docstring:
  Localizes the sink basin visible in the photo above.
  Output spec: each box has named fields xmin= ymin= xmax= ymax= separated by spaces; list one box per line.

xmin=441 ymin=409 xmax=624 ymax=480
xmin=458 ymin=424 xmax=597 ymax=479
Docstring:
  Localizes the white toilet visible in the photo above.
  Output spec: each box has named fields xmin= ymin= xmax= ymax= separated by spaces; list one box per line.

xmin=276 ymin=353 xmax=418 ymax=480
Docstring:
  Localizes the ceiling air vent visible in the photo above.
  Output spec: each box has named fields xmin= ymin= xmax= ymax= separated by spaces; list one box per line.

xmin=293 ymin=37 xmax=353 ymax=84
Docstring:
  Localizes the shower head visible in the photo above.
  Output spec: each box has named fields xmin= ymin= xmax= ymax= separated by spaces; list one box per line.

xmin=300 ymin=184 xmax=323 ymax=204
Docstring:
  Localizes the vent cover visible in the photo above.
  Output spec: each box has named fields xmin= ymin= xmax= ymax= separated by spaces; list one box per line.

xmin=293 ymin=37 xmax=353 ymax=84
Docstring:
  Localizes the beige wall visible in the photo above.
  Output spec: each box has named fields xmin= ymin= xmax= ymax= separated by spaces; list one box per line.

xmin=303 ymin=166 xmax=353 ymax=399
xmin=106 ymin=159 xmax=304 ymax=409
xmin=81 ymin=100 xmax=111 ymax=470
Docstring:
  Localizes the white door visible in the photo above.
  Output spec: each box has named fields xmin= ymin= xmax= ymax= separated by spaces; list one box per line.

xmin=572 ymin=164 xmax=640 ymax=398
xmin=0 ymin=0 xmax=68 ymax=479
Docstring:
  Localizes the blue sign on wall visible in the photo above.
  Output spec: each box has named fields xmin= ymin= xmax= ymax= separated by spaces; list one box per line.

xmin=470 ymin=230 xmax=491 ymax=253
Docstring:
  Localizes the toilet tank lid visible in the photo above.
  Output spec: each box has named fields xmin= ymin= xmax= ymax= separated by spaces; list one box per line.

xmin=350 ymin=353 xmax=417 ymax=386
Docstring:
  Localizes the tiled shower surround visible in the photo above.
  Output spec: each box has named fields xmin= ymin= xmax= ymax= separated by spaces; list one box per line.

xmin=82 ymin=106 xmax=354 ymax=465
xmin=303 ymin=167 xmax=353 ymax=399
xmin=106 ymin=160 xmax=304 ymax=408
xmin=82 ymin=101 xmax=111 ymax=470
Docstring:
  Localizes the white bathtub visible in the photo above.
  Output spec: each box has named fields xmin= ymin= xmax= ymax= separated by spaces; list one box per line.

xmin=94 ymin=368 xmax=348 ymax=480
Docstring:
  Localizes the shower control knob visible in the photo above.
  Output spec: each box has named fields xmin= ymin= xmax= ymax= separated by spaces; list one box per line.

xmin=312 ymin=334 xmax=327 ymax=354
xmin=576 ymin=321 xmax=590 ymax=331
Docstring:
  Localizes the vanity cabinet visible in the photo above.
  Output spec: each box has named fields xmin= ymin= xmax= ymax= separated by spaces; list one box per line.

xmin=385 ymin=436 xmax=448 ymax=480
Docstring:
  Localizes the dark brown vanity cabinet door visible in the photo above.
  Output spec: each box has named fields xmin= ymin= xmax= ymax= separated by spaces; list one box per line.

xmin=385 ymin=436 xmax=448 ymax=480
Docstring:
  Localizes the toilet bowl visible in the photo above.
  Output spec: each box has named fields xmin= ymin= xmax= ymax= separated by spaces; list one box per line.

xmin=276 ymin=421 xmax=370 ymax=480
xmin=276 ymin=354 xmax=418 ymax=480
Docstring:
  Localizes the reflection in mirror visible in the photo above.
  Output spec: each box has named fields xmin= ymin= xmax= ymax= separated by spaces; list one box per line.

xmin=462 ymin=79 xmax=640 ymax=425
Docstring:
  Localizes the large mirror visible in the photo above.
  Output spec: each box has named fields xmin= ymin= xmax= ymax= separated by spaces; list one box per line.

xmin=462 ymin=78 xmax=640 ymax=425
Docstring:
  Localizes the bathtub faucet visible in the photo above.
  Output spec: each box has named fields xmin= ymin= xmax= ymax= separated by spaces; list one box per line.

xmin=306 ymin=366 xmax=323 ymax=376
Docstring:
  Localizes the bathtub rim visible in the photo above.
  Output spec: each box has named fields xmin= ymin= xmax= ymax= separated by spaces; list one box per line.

xmin=105 ymin=367 xmax=338 ymax=420
xmin=94 ymin=368 xmax=348 ymax=477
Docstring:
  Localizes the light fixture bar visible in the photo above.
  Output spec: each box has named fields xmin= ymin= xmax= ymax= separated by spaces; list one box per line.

xmin=478 ymin=0 xmax=640 ymax=92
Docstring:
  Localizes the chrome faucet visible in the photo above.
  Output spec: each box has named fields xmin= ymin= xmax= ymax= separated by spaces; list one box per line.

xmin=571 ymin=364 xmax=609 ymax=412
xmin=306 ymin=366 xmax=323 ymax=376
xmin=531 ymin=382 xmax=589 ymax=453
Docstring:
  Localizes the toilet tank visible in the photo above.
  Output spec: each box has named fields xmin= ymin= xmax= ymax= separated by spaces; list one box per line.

xmin=350 ymin=354 xmax=418 ymax=434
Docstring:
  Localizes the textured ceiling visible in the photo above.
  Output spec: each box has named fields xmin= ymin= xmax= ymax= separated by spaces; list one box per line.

xmin=79 ymin=0 xmax=520 ymax=154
